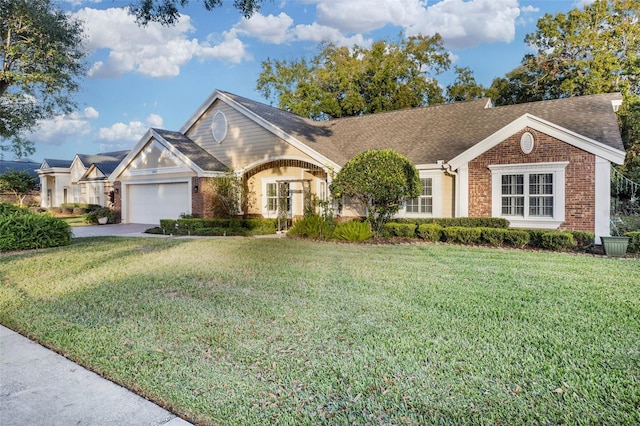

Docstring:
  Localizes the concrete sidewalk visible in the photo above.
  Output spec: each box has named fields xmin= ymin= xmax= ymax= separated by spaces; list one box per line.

xmin=0 ymin=325 xmax=192 ymax=426
xmin=72 ymin=223 xmax=158 ymax=238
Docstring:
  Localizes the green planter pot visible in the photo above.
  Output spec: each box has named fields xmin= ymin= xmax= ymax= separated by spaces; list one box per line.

xmin=601 ymin=236 xmax=630 ymax=257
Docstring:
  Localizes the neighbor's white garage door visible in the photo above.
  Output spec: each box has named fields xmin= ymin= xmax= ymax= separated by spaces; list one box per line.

xmin=127 ymin=182 xmax=189 ymax=224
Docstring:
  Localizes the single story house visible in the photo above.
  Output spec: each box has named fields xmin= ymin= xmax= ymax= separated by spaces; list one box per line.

xmin=106 ymin=89 xmax=625 ymax=240
xmin=37 ymin=150 xmax=129 ymax=208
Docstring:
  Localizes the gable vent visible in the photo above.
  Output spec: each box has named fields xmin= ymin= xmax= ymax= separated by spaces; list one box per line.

xmin=520 ymin=132 xmax=535 ymax=154
xmin=212 ymin=111 xmax=227 ymax=143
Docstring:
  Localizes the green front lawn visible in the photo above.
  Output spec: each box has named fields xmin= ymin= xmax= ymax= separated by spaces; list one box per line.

xmin=1 ymin=238 xmax=638 ymax=425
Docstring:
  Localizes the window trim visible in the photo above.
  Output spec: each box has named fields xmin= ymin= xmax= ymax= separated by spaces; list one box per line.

xmin=398 ymin=171 xmax=442 ymax=218
xmin=488 ymin=161 xmax=568 ymax=229
xmin=262 ymin=178 xmax=294 ymax=217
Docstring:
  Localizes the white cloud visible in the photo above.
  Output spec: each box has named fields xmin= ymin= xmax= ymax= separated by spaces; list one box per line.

xmin=292 ymin=23 xmax=371 ymax=47
xmin=75 ymin=7 xmax=251 ymax=78
xmin=199 ymin=29 xmax=252 ymax=63
xmin=316 ymin=0 xmax=425 ymax=33
xmin=521 ymin=5 xmax=540 ymax=13
xmin=28 ymin=107 xmax=100 ymax=146
xmin=96 ymin=114 xmax=165 ymax=144
xmin=235 ymin=12 xmax=294 ymax=43
xmin=306 ymin=0 xmax=520 ymax=49
xmin=407 ymin=0 xmax=521 ymax=48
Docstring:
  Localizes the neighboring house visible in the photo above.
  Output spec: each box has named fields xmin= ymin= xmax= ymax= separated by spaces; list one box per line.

xmin=0 ymin=159 xmax=40 ymax=177
xmin=38 ymin=151 xmax=129 ymax=208
xmin=107 ymin=89 xmax=625 ymax=241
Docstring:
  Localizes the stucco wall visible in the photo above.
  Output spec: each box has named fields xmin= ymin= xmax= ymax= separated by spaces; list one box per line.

xmin=468 ymin=128 xmax=596 ymax=232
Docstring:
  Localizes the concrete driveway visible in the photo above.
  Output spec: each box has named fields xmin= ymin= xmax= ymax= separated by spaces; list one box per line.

xmin=72 ymin=223 xmax=158 ymax=238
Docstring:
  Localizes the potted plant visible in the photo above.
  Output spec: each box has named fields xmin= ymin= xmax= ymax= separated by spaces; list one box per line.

xmin=601 ymin=218 xmax=629 ymax=257
xmin=85 ymin=207 xmax=116 ymax=225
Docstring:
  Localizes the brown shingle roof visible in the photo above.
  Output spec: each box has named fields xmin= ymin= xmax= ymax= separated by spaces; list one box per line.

xmin=223 ymin=92 xmax=623 ymax=166
xmin=153 ymin=129 xmax=228 ymax=172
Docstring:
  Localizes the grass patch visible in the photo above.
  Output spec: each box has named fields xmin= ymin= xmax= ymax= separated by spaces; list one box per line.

xmin=59 ymin=215 xmax=90 ymax=227
xmin=1 ymin=238 xmax=639 ymax=424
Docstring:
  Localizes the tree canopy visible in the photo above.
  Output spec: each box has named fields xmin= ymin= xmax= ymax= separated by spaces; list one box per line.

xmin=329 ymin=149 xmax=421 ymax=236
xmin=130 ymin=0 xmax=264 ymax=25
xmin=490 ymin=0 xmax=639 ymax=104
xmin=0 ymin=0 xmax=86 ymax=159
xmin=257 ymin=35 xmax=450 ymax=120
xmin=489 ymin=0 xmax=639 ymax=182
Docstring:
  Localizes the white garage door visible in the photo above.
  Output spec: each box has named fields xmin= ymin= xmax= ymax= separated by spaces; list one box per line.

xmin=127 ymin=182 xmax=190 ymax=224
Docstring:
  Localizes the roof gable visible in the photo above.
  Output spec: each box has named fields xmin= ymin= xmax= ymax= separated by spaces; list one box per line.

xmin=109 ymin=129 xmax=227 ymax=181
xmin=449 ymin=113 xmax=626 ymax=169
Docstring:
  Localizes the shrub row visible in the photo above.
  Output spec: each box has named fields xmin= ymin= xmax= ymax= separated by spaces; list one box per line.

xmin=288 ymin=216 xmax=374 ymax=242
xmin=382 ymin=221 xmax=597 ymax=251
xmin=0 ymin=202 xmax=72 ymax=251
xmin=395 ymin=217 xmax=510 ymax=229
xmin=157 ymin=218 xmax=277 ymax=236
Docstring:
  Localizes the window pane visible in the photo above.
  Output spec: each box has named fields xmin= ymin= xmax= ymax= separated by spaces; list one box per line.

xmin=530 ymin=173 xmax=553 ymax=195
xmin=502 ymin=174 xmax=523 ymax=195
xmin=530 ymin=196 xmax=553 ymax=217
xmin=406 ymin=198 xmax=418 ymax=213
xmin=420 ymin=197 xmax=433 ymax=214
xmin=502 ymin=196 xmax=524 ymax=216
xmin=422 ymin=178 xmax=432 ymax=196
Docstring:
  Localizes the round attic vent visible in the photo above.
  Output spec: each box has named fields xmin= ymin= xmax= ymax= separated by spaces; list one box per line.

xmin=520 ymin=132 xmax=535 ymax=154
xmin=212 ymin=111 xmax=227 ymax=143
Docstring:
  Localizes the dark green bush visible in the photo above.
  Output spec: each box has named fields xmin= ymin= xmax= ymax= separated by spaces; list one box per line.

xmin=0 ymin=213 xmax=71 ymax=251
xmin=539 ymin=231 xmax=575 ymax=251
xmin=417 ymin=224 xmax=443 ymax=242
xmin=397 ymin=217 xmax=509 ymax=229
xmin=158 ymin=218 xmax=276 ymax=236
xmin=289 ymin=215 xmax=334 ymax=240
xmin=503 ymin=229 xmax=530 ymax=248
xmin=569 ymin=231 xmax=595 ymax=250
xmin=480 ymin=228 xmax=508 ymax=246
xmin=85 ymin=208 xmax=116 ymax=224
xmin=332 ymin=220 xmax=373 ymax=242
xmin=442 ymin=226 xmax=482 ymax=245
xmin=480 ymin=228 xmax=530 ymax=248
xmin=381 ymin=222 xmax=417 ymax=238
xmin=0 ymin=202 xmax=31 ymax=217
xmin=625 ymin=231 xmax=640 ymax=253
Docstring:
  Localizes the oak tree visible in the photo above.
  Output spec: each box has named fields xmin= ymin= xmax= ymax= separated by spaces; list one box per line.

xmin=257 ymin=35 xmax=450 ymax=120
xmin=130 ymin=0 xmax=264 ymax=25
xmin=0 ymin=0 xmax=85 ymax=158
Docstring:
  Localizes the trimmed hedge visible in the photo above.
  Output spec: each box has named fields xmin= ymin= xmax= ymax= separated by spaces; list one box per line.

xmin=396 ymin=217 xmax=509 ymax=229
xmin=158 ymin=218 xmax=277 ymax=236
xmin=0 ymin=203 xmax=71 ymax=251
xmin=417 ymin=224 xmax=444 ymax=242
xmin=381 ymin=223 xmax=417 ymax=238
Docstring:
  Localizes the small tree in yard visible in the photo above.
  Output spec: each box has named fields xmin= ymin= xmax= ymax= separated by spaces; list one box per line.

xmin=330 ymin=149 xmax=420 ymax=236
xmin=0 ymin=170 xmax=38 ymax=207
xmin=207 ymin=171 xmax=244 ymax=218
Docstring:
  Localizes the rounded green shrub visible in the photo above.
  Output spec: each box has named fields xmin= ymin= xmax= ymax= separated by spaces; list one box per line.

xmin=0 ymin=213 xmax=72 ymax=251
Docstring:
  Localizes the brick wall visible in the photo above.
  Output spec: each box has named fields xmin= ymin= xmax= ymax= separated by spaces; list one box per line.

xmin=468 ymin=128 xmax=596 ymax=232
xmin=192 ymin=177 xmax=217 ymax=218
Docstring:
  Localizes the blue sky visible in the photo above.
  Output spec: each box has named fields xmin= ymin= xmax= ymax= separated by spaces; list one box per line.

xmin=24 ymin=0 xmax=595 ymax=163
